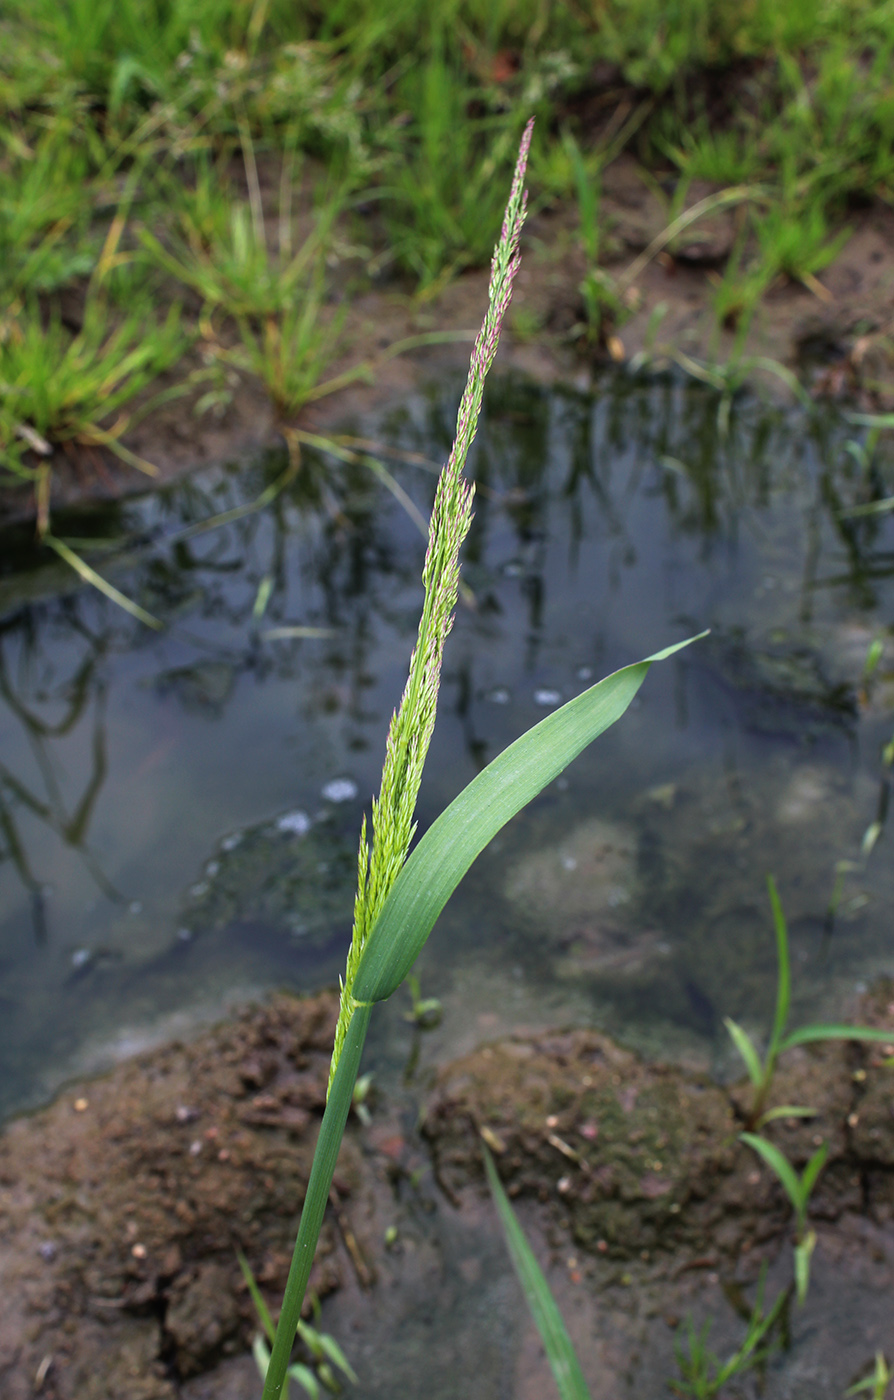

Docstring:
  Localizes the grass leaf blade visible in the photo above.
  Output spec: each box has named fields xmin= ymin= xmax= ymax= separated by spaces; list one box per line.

xmin=354 ymin=634 xmax=706 ymax=1004
xmin=724 ymin=1017 xmax=765 ymax=1088
xmin=483 ymin=1144 xmax=592 ymax=1400
xmin=740 ymin=1133 xmax=801 ymax=1212
xmin=767 ymin=875 xmax=790 ymax=1063
xmin=779 ymin=1024 xmax=894 ymax=1050
xmin=44 ymin=535 xmax=162 ymax=629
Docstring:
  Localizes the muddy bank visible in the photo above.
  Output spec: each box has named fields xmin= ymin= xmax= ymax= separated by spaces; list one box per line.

xmin=0 ymin=992 xmax=367 ymax=1400
xmin=2 ymin=981 xmax=893 ymax=1398
xmin=6 ymin=154 xmax=894 ymax=530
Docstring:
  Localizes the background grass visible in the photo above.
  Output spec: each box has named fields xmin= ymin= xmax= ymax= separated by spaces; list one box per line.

xmin=2 ymin=0 xmax=892 ymax=501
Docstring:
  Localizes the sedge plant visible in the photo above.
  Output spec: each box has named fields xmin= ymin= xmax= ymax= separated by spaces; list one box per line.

xmin=258 ymin=118 xmax=705 ymax=1400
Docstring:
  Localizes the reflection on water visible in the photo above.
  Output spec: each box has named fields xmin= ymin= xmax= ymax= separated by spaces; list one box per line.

xmin=2 ymin=371 xmax=894 ymax=1118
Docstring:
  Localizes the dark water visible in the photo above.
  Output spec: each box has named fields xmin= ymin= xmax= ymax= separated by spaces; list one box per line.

xmin=1 ymin=371 xmax=894 ymax=1125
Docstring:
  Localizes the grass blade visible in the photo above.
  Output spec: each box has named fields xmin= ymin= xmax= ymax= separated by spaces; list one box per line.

xmin=767 ymin=875 xmax=790 ymax=1064
xmin=353 ymin=634 xmax=706 ymax=1004
xmin=483 ymin=1144 xmax=592 ymax=1400
xmin=740 ymin=1133 xmax=801 ymax=1212
xmin=44 ymin=534 xmax=162 ymax=629
xmin=757 ymin=1104 xmax=816 ymax=1127
xmin=724 ymin=1017 xmax=765 ymax=1088
xmin=800 ymin=1143 xmax=828 ymax=1201
xmin=237 ymin=1250 xmax=275 ymax=1344
xmin=779 ymin=1024 xmax=894 ymax=1051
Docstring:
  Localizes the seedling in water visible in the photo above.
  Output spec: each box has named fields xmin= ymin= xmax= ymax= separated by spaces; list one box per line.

xmin=725 ymin=876 xmax=894 ymax=1129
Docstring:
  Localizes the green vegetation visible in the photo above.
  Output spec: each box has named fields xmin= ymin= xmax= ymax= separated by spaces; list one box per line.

xmin=255 ymin=124 xmax=702 ymax=1400
xmin=3 ymin=0 xmax=893 ymax=534
xmin=724 ymin=877 xmax=894 ymax=1129
xmin=240 ymin=1251 xmax=357 ymax=1400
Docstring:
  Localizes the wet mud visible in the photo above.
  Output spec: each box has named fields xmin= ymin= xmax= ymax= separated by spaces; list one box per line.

xmin=1 ymin=980 xmax=892 ymax=1397
xmin=0 ymin=992 xmax=364 ymax=1400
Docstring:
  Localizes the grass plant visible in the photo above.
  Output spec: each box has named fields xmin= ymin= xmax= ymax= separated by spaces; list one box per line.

xmin=724 ymin=876 xmax=894 ymax=1130
xmin=671 ymin=1274 xmax=788 ymax=1400
xmin=1 ymin=0 xmax=891 ymax=536
xmin=739 ymin=1134 xmax=826 ymax=1303
xmin=0 ymin=295 xmax=187 ymax=483
xmin=847 ymin=1352 xmax=893 ymax=1400
xmin=563 ymin=129 xmax=625 ymax=346
xmin=257 ymin=120 xmax=704 ymax=1400
xmin=241 ymin=1251 xmax=356 ymax=1400
xmin=382 ymin=45 xmax=522 ymax=288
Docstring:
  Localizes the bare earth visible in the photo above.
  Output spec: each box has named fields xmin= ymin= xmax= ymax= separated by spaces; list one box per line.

xmin=1 ymin=980 xmax=893 ymax=1397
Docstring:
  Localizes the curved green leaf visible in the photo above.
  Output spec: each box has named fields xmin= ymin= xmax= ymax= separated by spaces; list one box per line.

xmin=779 ymin=1024 xmax=894 ymax=1051
xmin=354 ymin=635 xmax=706 ymax=1005
xmin=740 ymin=1133 xmax=801 ymax=1212
xmin=724 ymin=1016 xmax=765 ymax=1089
xmin=756 ymin=1104 xmax=816 ymax=1127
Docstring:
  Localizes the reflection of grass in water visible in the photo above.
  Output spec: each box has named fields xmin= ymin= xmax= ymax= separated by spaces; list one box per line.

xmin=0 ymin=622 xmax=122 ymax=938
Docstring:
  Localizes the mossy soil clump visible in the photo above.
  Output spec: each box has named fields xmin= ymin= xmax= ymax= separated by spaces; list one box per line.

xmin=422 ymin=981 xmax=894 ymax=1261
xmin=1 ymin=984 xmax=892 ymax=1397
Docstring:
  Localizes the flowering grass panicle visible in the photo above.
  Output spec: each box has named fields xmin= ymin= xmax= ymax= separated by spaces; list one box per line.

xmin=329 ymin=118 xmax=534 ymax=1089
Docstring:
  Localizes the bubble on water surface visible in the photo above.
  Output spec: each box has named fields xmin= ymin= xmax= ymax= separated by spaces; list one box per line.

xmin=321 ymin=778 xmax=358 ymax=803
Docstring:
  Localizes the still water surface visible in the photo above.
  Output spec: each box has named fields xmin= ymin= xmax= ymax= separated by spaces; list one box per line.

xmin=1 ymin=371 xmax=893 ymax=1125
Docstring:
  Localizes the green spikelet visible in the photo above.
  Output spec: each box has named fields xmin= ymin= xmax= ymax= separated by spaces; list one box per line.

xmin=328 ymin=118 xmax=534 ymax=1091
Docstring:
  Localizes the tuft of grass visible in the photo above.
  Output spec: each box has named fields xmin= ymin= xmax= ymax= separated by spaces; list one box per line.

xmin=671 ymin=1271 xmax=788 ymax=1400
xmin=382 ymin=45 xmax=523 ymax=288
xmin=0 ymin=296 xmax=187 ymax=482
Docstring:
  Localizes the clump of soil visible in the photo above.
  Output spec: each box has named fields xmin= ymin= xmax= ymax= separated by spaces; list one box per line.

xmin=2 ymin=981 xmax=892 ymax=1398
xmin=422 ymin=981 xmax=894 ymax=1262
xmin=0 ymin=991 xmax=361 ymax=1400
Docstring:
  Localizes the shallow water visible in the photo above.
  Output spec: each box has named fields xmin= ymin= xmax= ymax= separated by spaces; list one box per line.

xmin=2 ymin=372 xmax=894 ymax=1123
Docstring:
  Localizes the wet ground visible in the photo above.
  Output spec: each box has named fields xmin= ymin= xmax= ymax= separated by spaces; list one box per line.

xmin=5 ymin=153 xmax=894 ymax=528
xmin=2 ymin=369 xmax=894 ymax=1394
xmin=2 ymin=983 xmax=892 ymax=1398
